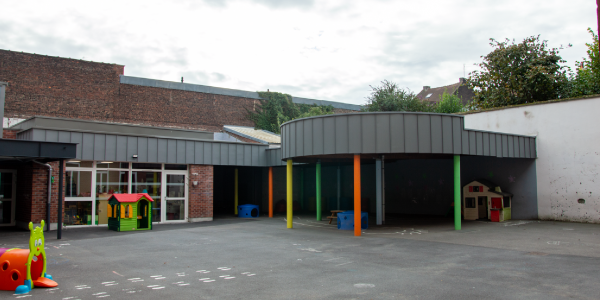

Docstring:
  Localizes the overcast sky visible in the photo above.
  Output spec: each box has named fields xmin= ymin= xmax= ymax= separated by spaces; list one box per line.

xmin=1 ymin=0 xmax=597 ymax=105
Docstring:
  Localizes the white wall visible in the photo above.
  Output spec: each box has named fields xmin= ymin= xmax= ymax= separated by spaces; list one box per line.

xmin=464 ymin=96 xmax=600 ymax=223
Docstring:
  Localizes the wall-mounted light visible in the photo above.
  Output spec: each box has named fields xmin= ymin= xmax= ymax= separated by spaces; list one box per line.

xmin=192 ymin=181 xmax=199 ymax=186
xmin=132 ymin=155 xmax=138 ymax=158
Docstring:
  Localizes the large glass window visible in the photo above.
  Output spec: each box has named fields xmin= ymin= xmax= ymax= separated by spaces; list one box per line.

xmin=66 ymin=171 xmax=93 ymax=198
xmin=133 ymin=171 xmax=162 ymax=222
xmin=166 ymin=174 xmax=186 ymax=221
xmin=64 ymin=201 xmax=93 ymax=225
xmin=0 ymin=201 xmax=12 ymax=224
xmin=96 ymin=171 xmax=128 ymax=225
xmin=0 ymin=172 xmax=13 ymax=199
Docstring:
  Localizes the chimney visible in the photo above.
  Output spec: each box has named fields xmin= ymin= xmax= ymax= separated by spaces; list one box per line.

xmin=459 ymin=77 xmax=467 ymax=84
xmin=0 ymin=82 xmax=7 ymax=139
xmin=423 ymin=86 xmax=430 ymax=91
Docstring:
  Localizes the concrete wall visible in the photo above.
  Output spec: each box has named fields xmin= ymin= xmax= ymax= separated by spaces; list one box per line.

xmin=463 ymin=96 xmax=600 ymax=223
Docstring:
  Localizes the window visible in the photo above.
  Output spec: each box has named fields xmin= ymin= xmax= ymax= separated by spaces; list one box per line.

xmin=425 ymin=93 xmax=433 ymax=98
xmin=478 ymin=197 xmax=486 ymax=206
xmin=64 ymin=201 xmax=93 ymax=225
xmin=465 ymin=197 xmax=476 ymax=208
xmin=66 ymin=170 xmax=93 ymax=198
xmin=503 ymin=197 xmax=510 ymax=208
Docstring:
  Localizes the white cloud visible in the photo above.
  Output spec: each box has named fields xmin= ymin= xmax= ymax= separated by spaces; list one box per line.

xmin=1 ymin=0 xmax=597 ymax=105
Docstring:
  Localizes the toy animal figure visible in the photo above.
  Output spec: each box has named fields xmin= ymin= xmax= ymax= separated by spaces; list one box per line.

xmin=0 ymin=220 xmax=58 ymax=294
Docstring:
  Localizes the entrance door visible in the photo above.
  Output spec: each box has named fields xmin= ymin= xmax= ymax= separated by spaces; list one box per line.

xmin=0 ymin=170 xmax=16 ymax=226
xmin=137 ymin=200 xmax=149 ymax=229
xmin=491 ymin=197 xmax=502 ymax=209
xmin=478 ymin=196 xmax=487 ymax=219
xmin=163 ymin=173 xmax=187 ymax=222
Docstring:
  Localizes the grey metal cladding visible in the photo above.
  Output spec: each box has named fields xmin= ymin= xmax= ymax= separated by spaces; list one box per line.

xmin=94 ymin=134 xmax=106 ymax=161
xmin=167 ymin=140 xmax=177 ymax=163
xmin=46 ymin=130 xmax=59 ymax=142
xmin=185 ymin=141 xmax=195 ymax=164
xmin=212 ymin=143 xmax=221 ymax=165
xmin=452 ymin=117 xmax=461 ymax=154
xmin=348 ymin=114 xmax=362 ymax=153
xmin=137 ymin=137 xmax=148 ymax=162
xmin=375 ymin=114 xmax=390 ymax=153
xmin=323 ymin=117 xmax=336 ymax=154
xmin=244 ymin=145 xmax=252 ymax=166
xmin=116 ymin=136 xmax=127 ymax=161
xmin=335 ymin=116 xmax=349 ymax=153
xmin=147 ymin=138 xmax=158 ymax=163
xmin=482 ymin=133 xmax=489 ymax=156
xmin=417 ymin=114 xmax=431 ymax=153
xmin=157 ymin=139 xmax=168 ymax=162
xmin=296 ymin=120 xmax=304 ymax=157
xmin=404 ymin=114 xmax=418 ymax=153
xmin=82 ymin=133 xmax=94 ymax=160
xmin=203 ymin=143 xmax=212 ymax=164
xmin=279 ymin=112 xmax=537 ymax=160
xmin=194 ymin=142 xmax=203 ymax=165
xmin=476 ymin=132 xmax=483 ymax=156
xmin=361 ymin=114 xmax=375 ymax=154
xmin=312 ymin=117 xmax=324 ymax=155
xmin=105 ymin=135 xmax=117 ymax=161
xmin=177 ymin=140 xmax=186 ymax=164
xmin=72 ymin=132 xmax=83 ymax=159
xmin=430 ymin=115 xmax=442 ymax=153
xmin=228 ymin=144 xmax=236 ymax=165
xmin=127 ymin=137 xmax=138 ymax=162
xmin=303 ymin=119 xmax=312 ymax=156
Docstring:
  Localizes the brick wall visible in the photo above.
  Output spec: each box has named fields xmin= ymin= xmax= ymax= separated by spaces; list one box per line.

xmin=188 ymin=165 xmax=214 ymax=220
xmin=0 ymin=50 xmax=357 ymax=133
xmin=11 ymin=161 xmax=65 ymax=227
xmin=2 ymin=129 xmax=18 ymax=139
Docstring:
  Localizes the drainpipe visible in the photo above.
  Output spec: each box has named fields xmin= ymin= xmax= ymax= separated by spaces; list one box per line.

xmin=32 ymin=160 xmax=52 ymax=232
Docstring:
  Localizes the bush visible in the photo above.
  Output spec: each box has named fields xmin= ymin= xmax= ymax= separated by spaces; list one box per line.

xmin=362 ymin=80 xmax=433 ymax=112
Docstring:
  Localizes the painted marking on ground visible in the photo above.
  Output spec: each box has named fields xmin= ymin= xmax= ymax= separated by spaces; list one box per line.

xmin=354 ymin=283 xmax=375 ymax=288
xmin=324 ymin=257 xmax=344 ymax=261
xmin=336 ymin=262 xmax=354 ymax=266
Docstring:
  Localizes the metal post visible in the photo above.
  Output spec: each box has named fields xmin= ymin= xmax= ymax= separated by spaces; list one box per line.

xmin=269 ymin=167 xmax=273 ymax=218
xmin=286 ymin=160 xmax=293 ymax=228
xmin=454 ymin=155 xmax=461 ymax=231
xmin=0 ymin=82 xmax=6 ymax=139
xmin=300 ymin=167 xmax=304 ymax=210
xmin=57 ymin=159 xmax=64 ymax=239
xmin=375 ymin=158 xmax=382 ymax=225
xmin=234 ymin=168 xmax=238 ymax=215
xmin=382 ymin=155 xmax=386 ymax=225
xmin=316 ymin=160 xmax=322 ymax=221
xmin=353 ymin=155 xmax=361 ymax=237
xmin=337 ymin=165 xmax=341 ymax=210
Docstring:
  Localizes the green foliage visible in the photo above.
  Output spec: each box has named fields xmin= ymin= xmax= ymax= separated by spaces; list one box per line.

xmin=565 ymin=28 xmax=600 ymax=97
xmin=435 ymin=91 xmax=465 ymax=113
xmin=362 ymin=80 xmax=434 ymax=112
xmin=246 ymin=91 xmax=334 ymax=134
xmin=468 ymin=35 xmax=569 ymax=109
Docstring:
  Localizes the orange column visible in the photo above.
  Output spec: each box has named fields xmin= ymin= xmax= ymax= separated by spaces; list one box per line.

xmin=354 ymin=154 xmax=361 ymax=237
xmin=269 ymin=167 xmax=273 ymax=218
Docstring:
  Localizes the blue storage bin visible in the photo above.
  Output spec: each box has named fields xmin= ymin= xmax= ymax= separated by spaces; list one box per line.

xmin=337 ymin=211 xmax=368 ymax=230
xmin=238 ymin=204 xmax=259 ymax=218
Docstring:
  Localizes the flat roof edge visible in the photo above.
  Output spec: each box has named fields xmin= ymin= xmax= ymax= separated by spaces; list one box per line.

xmin=119 ymin=75 xmax=362 ymax=111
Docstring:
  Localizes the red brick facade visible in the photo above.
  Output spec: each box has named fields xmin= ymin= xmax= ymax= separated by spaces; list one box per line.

xmin=0 ymin=49 xmax=257 ymax=132
xmin=2 ymin=129 xmax=17 ymax=139
xmin=7 ymin=161 xmax=65 ymax=228
xmin=188 ymin=165 xmax=214 ymax=219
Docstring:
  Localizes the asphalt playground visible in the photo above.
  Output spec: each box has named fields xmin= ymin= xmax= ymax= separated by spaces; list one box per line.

xmin=1 ymin=214 xmax=599 ymax=299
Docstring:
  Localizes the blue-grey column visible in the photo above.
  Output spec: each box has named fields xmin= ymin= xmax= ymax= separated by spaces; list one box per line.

xmin=337 ymin=165 xmax=341 ymax=210
xmin=0 ymin=82 xmax=7 ymax=138
xmin=375 ymin=158 xmax=382 ymax=225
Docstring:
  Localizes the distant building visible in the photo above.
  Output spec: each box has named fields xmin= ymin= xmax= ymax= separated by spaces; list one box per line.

xmin=416 ymin=78 xmax=474 ymax=105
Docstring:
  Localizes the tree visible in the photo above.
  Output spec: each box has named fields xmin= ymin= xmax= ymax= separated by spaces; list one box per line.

xmin=246 ymin=91 xmax=334 ymax=134
xmin=467 ymin=36 xmax=569 ymax=109
xmin=434 ymin=91 xmax=465 ymax=114
xmin=362 ymin=80 xmax=433 ymax=112
xmin=566 ymin=28 xmax=600 ymax=97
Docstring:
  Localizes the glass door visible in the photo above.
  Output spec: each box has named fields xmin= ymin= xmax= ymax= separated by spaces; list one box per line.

xmin=0 ymin=170 xmax=16 ymax=226
xmin=163 ymin=173 xmax=187 ymax=222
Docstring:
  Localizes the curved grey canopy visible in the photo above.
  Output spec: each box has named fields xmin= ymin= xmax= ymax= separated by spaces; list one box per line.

xmin=280 ymin=112 xmax=536 ymax=163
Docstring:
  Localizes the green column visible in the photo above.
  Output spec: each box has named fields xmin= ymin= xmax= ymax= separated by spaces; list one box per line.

xmin=316 ymin=160 xmax=322 ymax=221
xmin=454 ymin=155 xmax=461 ymax=230
xmin=287 ymin=160 xmax=293 ymax=229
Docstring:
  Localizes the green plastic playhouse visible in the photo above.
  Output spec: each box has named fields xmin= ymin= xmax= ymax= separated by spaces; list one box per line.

xmin=107 ymin=193 xmax=153 ymax=232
